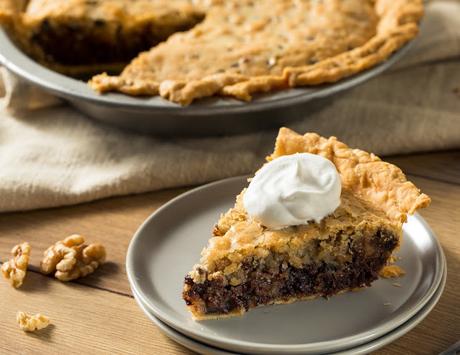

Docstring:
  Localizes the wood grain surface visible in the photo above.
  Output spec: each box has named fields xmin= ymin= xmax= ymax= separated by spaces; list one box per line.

xmin=0 ymin=151 xmax=459 ymax=354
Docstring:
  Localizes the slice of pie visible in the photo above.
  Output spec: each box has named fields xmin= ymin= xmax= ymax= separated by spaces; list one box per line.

xmin=182 ymin=127 xmax=430 ymax=320
xmin=0 ymin=0 xmax=205 ymax=75
xmin=90 ymin=0 xmax=424 ymax=104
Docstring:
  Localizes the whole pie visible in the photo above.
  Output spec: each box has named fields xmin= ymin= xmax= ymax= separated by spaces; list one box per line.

xmin=1 ymin=0 xmax=423 ymax=104
xmin=182 ymin=128 xmax=430 ymax=320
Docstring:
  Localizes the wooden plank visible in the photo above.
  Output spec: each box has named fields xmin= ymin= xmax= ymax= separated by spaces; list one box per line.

xmin=378 ymin=286 xmax=460 ymax=354
xmin=375 ymin=176 xmax=460 ymax=354
xmin=388 ymin=151 xmax=460 ymax=185
xmin=0 ymin=188 xmax=186 ymax=295
xmin=0 ymin=271 xmax=193 ymax=354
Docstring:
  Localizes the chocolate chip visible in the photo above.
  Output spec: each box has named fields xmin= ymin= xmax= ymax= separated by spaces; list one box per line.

xmin=94 ymin=19 xmax=106 ymax=27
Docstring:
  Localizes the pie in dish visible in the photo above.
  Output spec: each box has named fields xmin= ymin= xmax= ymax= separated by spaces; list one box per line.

xmin=1 ymin=0 xmax=423 ymax=104
xmin=182 ymin=128 xmax=430 ymax=320
xmin=0 ymin=0 xmax=205 ymax=76
xmin=90 ymin=0 xmax=424 ymax=104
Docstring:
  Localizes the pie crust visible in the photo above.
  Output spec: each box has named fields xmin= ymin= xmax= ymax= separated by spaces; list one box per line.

xmin=1 ymin=0 xmax=423 ymax=104
xmin=182 ymin=128 xmax=430 ymax=320
xmin=90 ymin=0 xmax=424 ymax=104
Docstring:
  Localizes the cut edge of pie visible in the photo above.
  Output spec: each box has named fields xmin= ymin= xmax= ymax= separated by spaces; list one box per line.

xmin=0 ymin=0 xmax=205 ymax=76
xmin=182 ymin=127 xmax=430 ymax=320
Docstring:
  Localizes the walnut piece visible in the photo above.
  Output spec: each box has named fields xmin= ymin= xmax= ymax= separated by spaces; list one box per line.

xmin=1 ymin=242 xmax=31 ymax=288
xmin=40 ymin=235 xmax=106 ymax=282
xmin=17 ymin=312 xmax=50 ymax=332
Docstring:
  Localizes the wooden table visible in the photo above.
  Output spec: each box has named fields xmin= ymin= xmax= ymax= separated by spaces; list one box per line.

xmin=0 ymin=151 xmax=459 ymax=354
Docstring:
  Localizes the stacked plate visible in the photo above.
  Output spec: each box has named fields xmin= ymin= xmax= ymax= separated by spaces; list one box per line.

xmin=126 ymin=176 xmax=446 ymax=355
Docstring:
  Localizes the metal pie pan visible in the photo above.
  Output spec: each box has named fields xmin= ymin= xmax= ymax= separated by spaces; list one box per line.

xmin=0 ymin=28 xmax=411 ymax=136
xmin=133 ymin=266 xmax=446 ymax=355
xmin=126 ymin=176 xmax=445 ymax=354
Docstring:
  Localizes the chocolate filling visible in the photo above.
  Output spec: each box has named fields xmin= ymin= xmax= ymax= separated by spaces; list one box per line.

xmin=183 ymin=229 xmax=398 ymax=316
xmin=31 ymin=14 xmax=204 ymax=67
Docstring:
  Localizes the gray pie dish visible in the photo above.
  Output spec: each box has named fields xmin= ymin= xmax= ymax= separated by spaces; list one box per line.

xmin=0 ymin=28 xmax=412 ymax=136
xmin=126 ymin=176 xmax=445 ymax=355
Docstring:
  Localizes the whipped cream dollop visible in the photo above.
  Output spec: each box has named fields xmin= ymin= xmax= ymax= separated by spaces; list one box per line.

xmin=243 ymin=153 xmax=341 ymax=229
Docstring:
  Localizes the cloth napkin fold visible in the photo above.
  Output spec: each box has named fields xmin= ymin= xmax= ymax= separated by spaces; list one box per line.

xmin=1 ymin=0 xmax=459 ymax=213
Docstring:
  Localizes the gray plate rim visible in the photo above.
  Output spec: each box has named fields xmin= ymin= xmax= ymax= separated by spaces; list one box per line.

xmin=133 ymin=264 xmax=446 ymax=355
xmin=126 ymin=175 xmax=444 ymax=353
xmin=0 ymin=28 xmax=412 ymax=115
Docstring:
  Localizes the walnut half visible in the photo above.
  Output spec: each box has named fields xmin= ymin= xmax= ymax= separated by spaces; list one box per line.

xmin=1 ymin=242 xmax=31 ymax=288
xmin=17 ymin=312 xmax=50 ymax=332
xmin=40 ymin=235 xmax=106 ymax=282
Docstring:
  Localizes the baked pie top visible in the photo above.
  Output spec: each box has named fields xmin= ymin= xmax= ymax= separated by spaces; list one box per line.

xmin=189 ymin=128 xmax=430 ymax=280
xmin=1 ymin=0 xmax=423 ymax=104
xmin=18 ymin=0 xmax=200 ymax=22
xmin=90 ymin=0 xmax=424 ymax=104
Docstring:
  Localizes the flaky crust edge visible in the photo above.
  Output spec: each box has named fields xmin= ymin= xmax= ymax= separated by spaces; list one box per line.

xmin=269 ymin=127 xmax=431 ymax=224
xmin=89 ymin=0 xmax=424 ymax=105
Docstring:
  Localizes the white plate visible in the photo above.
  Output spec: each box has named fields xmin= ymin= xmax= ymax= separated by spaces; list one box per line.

xmin=126 ymin=176 xmax=445 ymax=354
xmin=132 ymin=266 xmax=446 ymax=355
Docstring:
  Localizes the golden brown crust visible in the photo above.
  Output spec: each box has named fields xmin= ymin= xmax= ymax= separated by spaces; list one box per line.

xmin=269 ymin=128 xmax=431 ymax=224
xmin=90 ymin=0 xmax=424 ymax=105
xmin=379 ymin=265 xmax=405 ymax=278
xmin=0 ymin=0 xmax=26 ymax=16
xmin=0 ymin=0 xmax=28 ymax=51
xmin=21 ymin=0 xmax=202 ymax=22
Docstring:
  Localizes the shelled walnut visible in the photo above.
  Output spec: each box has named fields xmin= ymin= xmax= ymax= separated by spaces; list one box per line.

xmin=40 ymin=235 xmax=106 ymax=282
xmin=1 ymin=242 xmax=31 ymax=288
xmin=16 ymin=312 xmax=50 ymax=332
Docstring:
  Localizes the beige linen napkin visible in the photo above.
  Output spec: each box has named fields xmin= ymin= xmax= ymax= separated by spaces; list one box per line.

xmin=0 ymin=0 xmax=459 ymax=213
